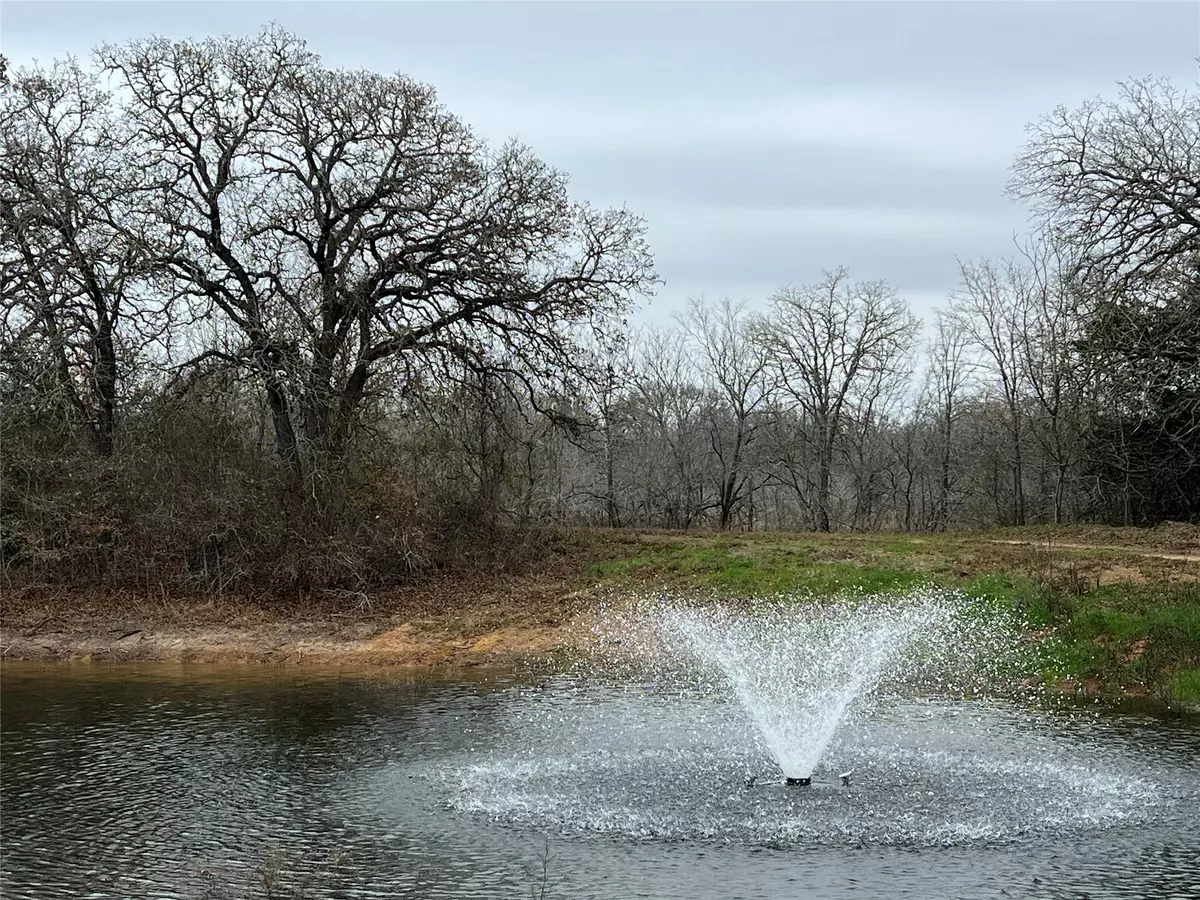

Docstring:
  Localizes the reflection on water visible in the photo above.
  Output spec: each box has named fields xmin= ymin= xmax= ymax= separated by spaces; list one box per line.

xmin=1 ymin=662 xmax=1198 ymax=899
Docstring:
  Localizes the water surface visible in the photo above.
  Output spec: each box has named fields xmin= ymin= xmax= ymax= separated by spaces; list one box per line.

xmin=2 ymin=662 xmax=1198 ymax=898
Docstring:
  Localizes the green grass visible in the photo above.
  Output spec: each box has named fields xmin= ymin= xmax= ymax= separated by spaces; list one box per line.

xmin=962 ymin=572 xmax=1051 ymax=609
xmin=1049 ymin=585 xmax=1200 ymax=697
xmin=1034 ymin=636 xmax=1100 ymax=684
xmin=576 ymin=528 xmax=1200 ymax=705
xmin=1168 ymin=669 xmax=1200 ymax=704
xmin=584 ymin=538 xmax=927 ymax=596
xmin=586 ymin=557 xmax=657 ymax=578
xmin=954 ymin=580 xmax=1199 ymax=702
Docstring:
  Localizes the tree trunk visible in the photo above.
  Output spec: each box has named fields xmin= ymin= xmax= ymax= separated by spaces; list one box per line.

xmin=718 ymin=429 xmax=745 ymax=530
xmin=265 ymin=377 xmax=302 ymax=489
xmin=816 ymin=441 xmax=833 ymax=533
xmin=90 ymin=316 xmax=117 ymax=457
xmin=1011 ymin=412 xmax=1026 ymax=526
xmin=937 ymin=408 xmax=953 ymax=531
xmin=719 ymin=475 xmax=735 ymax=530
xmin=604 ymin=419 xmax=618 ymax=528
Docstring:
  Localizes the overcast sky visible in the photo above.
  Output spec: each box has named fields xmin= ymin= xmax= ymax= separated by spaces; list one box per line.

xmin=4 ymin=1 xmax=1198 ymax=322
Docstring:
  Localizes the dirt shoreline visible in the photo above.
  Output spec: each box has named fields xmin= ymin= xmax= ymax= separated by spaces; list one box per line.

xmin=0 ymin=571 xmax=595 ymax=669
xmin=0 ymin=601 xmax=1180 ymax=710
xmin=0 ymin=618 xmax=583 ymax=668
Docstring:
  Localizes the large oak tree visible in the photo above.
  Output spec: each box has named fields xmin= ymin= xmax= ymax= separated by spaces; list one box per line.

xmin=97 ymin=28 xmax=654 ymax=486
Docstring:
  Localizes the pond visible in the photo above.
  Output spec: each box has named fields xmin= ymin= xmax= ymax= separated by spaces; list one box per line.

xmin=1 ymin=662 xmax=1198 ymax=899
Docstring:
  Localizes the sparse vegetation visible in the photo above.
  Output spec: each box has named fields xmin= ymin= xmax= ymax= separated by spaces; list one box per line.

xmin=198 ymin=847 xmax=351 ymax=900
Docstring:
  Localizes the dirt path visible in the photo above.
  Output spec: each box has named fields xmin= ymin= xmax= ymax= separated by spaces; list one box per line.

xmin=984 ymin=539 xmax=1200 ymax=563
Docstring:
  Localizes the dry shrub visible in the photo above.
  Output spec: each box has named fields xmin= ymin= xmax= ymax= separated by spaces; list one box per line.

xmin=1 ymin=389 xmax=439 ymax=596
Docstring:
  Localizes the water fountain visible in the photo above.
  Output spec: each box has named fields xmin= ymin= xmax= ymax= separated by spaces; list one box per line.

xmin=430 ymin=589 xmax=1175 ymax=850
xmin=655 ymin=597 xmax=951 ymax=784
xmin=2 ymin=601 xmax=1192 ymax=900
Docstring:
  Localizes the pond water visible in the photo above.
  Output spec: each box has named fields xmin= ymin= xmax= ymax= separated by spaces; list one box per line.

xmin=2 ymin=662 xmax=1198 ymax=899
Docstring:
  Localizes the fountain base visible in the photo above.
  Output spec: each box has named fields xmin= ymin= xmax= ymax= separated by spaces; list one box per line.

xmin=744 ymin=773 xmax=850 ymax=789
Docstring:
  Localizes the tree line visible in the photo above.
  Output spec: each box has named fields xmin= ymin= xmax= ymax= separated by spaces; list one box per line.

xmin=2 ymin=30 xmax=1196 ymax=593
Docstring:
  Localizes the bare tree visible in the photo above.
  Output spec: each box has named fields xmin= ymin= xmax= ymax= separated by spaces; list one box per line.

xmin=0 ymin=60 xmax=159 ymax=455
xmin=757 ymin=398 xmax=820 ymax=529
xmin=844 ymin=364 xmax=910 ymax=531
xmin=9 ymin=48 xmax=1200 ymax=597
xmin=1013 ymin=78 xmax=1200 ymax=524
xmin=759 ymin=269 xmax=919 ymax=532
xmin=682 ymin=297 xmax=773 ymax=529
xmin=1011 ymin=238 xmax=1090 ymax=524
xmin=923 ymin=310 xmax=974 ymax=530
xmin=947 ymin=259 xmax=1031 ymax=525
xmin=883 ymin=406 xmax=926 ymax=532
xmin=571 ymin=333 xmax=636 ymax=527
xmin=1080 ymin=270 xmax=1200 ymax=523
xmin=629 ymin=326 xmax=710 ymax=528
xmin=1012 ymin=77 xmax=1200 ymax=293
xmin=99 ymin=29 xmax=655 ymax=495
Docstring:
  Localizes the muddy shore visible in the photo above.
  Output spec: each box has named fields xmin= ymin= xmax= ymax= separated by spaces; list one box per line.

xmin=0 ymin=617 xmax=581 ymax=668
xmin=0 ymin=571 xmax=592 ymax=669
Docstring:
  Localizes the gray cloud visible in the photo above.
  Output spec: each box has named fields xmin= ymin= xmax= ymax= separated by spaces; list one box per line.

xmin=4 ymin=1 xmax=1197 ymax=320
xmin=564 ymin=142 xmax=1008 ymax=215
xmin=647 ymin=205 xmax=1013 ymax=292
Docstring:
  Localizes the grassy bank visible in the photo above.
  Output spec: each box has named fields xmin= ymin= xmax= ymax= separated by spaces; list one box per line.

xmin=566 ymin=525 xmax=1200 ymax=706
xmin=3 ymin=524 xmax=1198 ymax=706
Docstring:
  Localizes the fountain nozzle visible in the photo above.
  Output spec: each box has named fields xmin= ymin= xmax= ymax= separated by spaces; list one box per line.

xmin=785 ymin=776 xmax=812 ymax=787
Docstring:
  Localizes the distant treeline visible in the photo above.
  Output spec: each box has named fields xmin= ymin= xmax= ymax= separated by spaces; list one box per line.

xmin=1 ymin=31 xmax=1196 ymax=594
